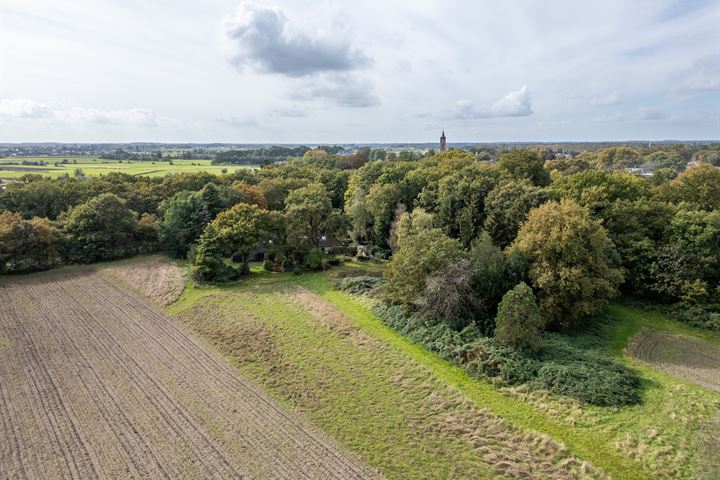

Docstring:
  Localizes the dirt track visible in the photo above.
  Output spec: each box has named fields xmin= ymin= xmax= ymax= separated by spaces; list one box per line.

xmin=0 ymin=270 xmax=379 ymax=479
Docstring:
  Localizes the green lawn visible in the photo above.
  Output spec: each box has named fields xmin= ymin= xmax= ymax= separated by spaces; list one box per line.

xmin=0 ymin=157 xmax=256 ymax=179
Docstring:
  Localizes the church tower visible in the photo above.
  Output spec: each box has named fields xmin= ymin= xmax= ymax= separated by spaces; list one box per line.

xmin=440 ymin=130 xmax=446 ymax=151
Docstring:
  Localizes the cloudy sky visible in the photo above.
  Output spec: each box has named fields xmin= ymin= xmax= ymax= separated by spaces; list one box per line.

xmin=1 ymin=0 xmax=718 ymax=143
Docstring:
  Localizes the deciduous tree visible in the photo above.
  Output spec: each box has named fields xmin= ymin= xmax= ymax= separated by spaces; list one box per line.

xmin=383 ymin=228 xmax=463 ymax=305
xmin=510 ymin=200 xmax=624 ymax=329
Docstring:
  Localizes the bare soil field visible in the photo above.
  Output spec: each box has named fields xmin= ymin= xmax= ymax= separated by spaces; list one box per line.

xmin=0 ymin=270 xmax=380 ymax=480
xmin=101 ymin=255 xmax=185 ymax=306
xmin=626 ymin=329 xmax=720 ymax=392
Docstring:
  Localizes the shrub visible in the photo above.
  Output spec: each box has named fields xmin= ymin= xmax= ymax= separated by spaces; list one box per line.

xmin=533 ymin=362 xmax=640 ymax=407
xmin=494 ymin=282 xmax=545 ymax=351
xmin=262 ymin=259 xmax=274 ymax=271
xmin=340 ymin=275 xmax=385 ymax=295
xmin=667 ymin=305 xmax=720 ymax=331
xmin=305 ymin=249 xmax=325 ymax=270
xmin=374 ymin=304 xmax=641 ymax=406
xmin=186 ymin=243 xmax=197 ymax=264
xmin=192 ymin=261 xmax=241 ymax=283
xmin=329 ymin=245 xmax=358 ymax=256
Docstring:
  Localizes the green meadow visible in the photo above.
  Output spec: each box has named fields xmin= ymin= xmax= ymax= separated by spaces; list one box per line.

xmin=0 ymin=156 xmax=254 ymax=179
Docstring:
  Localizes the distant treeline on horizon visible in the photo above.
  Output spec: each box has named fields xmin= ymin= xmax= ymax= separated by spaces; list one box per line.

xmin=2 ymin=140 xmax=718 ymax=159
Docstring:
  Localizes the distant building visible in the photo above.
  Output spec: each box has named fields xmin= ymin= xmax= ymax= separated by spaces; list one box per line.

xmin=625 ymin=167 xmax=653 ymax=177
xmin=440 ymin=130 xmax=446 ymax=152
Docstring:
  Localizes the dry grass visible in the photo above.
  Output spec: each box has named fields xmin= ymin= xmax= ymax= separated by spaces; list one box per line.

xmin=102 ymin=255 xmax=185 ymax=306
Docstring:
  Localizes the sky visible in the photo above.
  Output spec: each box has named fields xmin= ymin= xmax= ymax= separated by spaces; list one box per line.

xmin=1 ymin=0 xmax=719 ymax=143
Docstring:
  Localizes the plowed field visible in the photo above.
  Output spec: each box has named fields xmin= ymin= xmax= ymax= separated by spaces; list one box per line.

xmin=626 ymin=329 xmax=720 ymax=392
xmin=0 ymin=270 xmax=379 ymax=480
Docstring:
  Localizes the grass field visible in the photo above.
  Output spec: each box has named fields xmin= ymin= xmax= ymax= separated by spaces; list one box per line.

xmin=0 ymin=156 xmax=254 ymax=179
xmin=166 ymin=262 xmax=719 ymax=480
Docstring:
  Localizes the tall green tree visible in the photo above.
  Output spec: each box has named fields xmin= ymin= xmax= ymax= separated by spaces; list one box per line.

xmin=0 ymin=212 xmax=65 ymax=274
xmin=484 ymin=180 xmax=548 ymax=248
xmin=657 ymin=164 xmax=720 ymax=211
xmin=285 ymin=183 xmax=343 ymax=250
xmin=494 ymin=282 xmax=545 ymax=352
xmin=594 ymin=147 xmax=642 ymax=170
xmin=497 ymin=150 xmax=551 ymax=186
xmin=193 ymin=203 xmax=269 ymax=281
xmin=212 ymin=203 xmax=270 ymax=263
xmin=157 ymin=191 xmax=209 ymax=258
xmin=436 ymin=164 xmax=500 ymax=246
xmin=64 ymin=193 xmax=144 ymax=263
xmin=549 ymin=170 xmax=648 ymax=215
xmin=510 ymin=200 xmax=624 ymax=329
xmin=366 ymin=183 xmax=403 ymax=246
xmin=469 ymin=233 xmax=527 ymax=334
xmin=346 ymin=186 xmax=373 ymax=243
xmin=383 ymin=228 xmax=463 ymax=305
xmin=601 ymin=198 xmax=674 ymax=294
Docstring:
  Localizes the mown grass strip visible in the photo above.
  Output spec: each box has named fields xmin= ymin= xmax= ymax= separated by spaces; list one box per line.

xmin=297 ymin=273 xmax=650 ymax=480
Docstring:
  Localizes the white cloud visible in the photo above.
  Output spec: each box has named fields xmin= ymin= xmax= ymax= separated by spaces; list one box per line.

xmin=453 ymin=86 xmax=533 ymax=119
xmin=0 ymin=98 xmax=55 ymax=118
xmin=65 ymin=107 xmax=160 ymax=126
xmin=590 ymin=91 xmax=623 ymax=106
xmin=671 ymin=55 xmax=720 ymax=93
xmin=591 ymin=113 xmax=628 ymax=123
xmin=272 ymin=105 xmax=307 ymax=117
xmin=0 ymin=98 xmax=172 ymax=127
xmin=291 ymin=73 xmax=379 ymax=108
xmin=640 ymin=107 xmax=668 ymax=120
xmin=215 ymin=115 xmax=259 ymax=127
xmin=224 ymin=2 xmax=370 ymax=76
